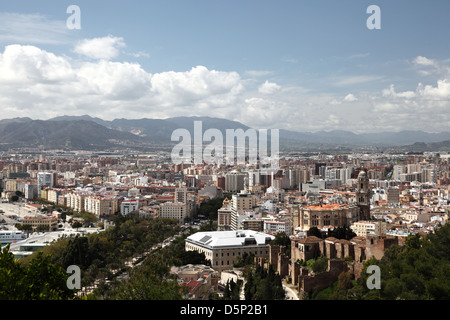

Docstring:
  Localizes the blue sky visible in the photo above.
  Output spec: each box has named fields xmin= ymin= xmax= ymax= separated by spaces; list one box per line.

xmin=0 ymin=1 xmax=449 ymax=133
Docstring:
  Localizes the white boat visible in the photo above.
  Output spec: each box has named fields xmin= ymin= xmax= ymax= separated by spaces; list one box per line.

xmin=0 ymin=230 xmax=26 ymax=245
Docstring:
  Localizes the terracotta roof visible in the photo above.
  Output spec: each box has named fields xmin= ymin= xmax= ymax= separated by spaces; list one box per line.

xmin=305 ymin=203 xmax=347 ymax=210
xmin=184 ymin=280 xmax=203 ymax=294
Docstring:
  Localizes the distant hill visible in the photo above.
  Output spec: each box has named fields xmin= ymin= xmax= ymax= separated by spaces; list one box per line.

xmin=0 ymin=114 xmax=448 ymax=152
xmin=386 ymin=140 xmax=450 ymax=153
xmin=0 ymin=119 xmax=145 ymax=150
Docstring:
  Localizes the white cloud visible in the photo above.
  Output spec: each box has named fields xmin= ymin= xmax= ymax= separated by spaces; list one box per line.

xmin=258 ymin=80 xmax=281 ymax=94
xmin=413 ymin=56 xmax=436 ymax=67
xmin=244 ymin=70 xmax=273 ymax=77
xmin=0 ymin=44 xmax=74 ymax=84
xmin=77 ymin=60 xmax=151 ymax=100
xmin=74 ymin=35 xmax=126 ymax=60
xmin=0 ymin=45 xmax=245 ymax=120
xmin=0 ymin=13 xmax=71 ymax=45
xmin=382 ymin=84 xmax=416 ymax=99
xmin=334 ymin=75 xmax=383 ymax=87
xmin=0 ymin=43 xmax=449 ymax=133
xmin=410 ymin=55 xmax=450 ymax=77
xmin=420 ymin=79 xmax=450 ymax=99
xmin=149 ymin=66 xmax=243 ymax=107
xmin=343 ymin=93 xmax=358 ymax=102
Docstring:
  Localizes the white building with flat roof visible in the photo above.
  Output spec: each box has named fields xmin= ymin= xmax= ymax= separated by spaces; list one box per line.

xmin=121 ymin=199 xmax=140 ymax=215
xmin=185 ymin=230 xmax=275 ymax=272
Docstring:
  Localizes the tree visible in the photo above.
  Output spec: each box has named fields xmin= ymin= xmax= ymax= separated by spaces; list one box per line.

xmin=198 ymin=197 xmax=225 ymax=220
xmin=178 ymin=250 xmax=208 ymax=266
xmin=72 ymin=221 xmax=82 ymax=229
xmin=244 ymin=271 xmax=255 ymax=300
xmin=37 ymin=224 xmax=50 ymax=232
xmin=244 ymin=264 xmax=285 ymax=300
xmin=307 ymin=227 xmax=323 ymax=239
xmin=328 ymin=226 xmax=356 ymax=240
xmin=0 ymin=245 xmax=74 ymax=300
xmin=317 ymin=223 xmax=450 ymax=300
xmin=307 ymin=256 xmax=328 ymax=274
xmin=110 ymin=267 xmax=184 ymax=300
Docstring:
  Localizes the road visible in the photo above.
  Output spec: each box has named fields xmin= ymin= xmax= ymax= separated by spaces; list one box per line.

xmin=283 ymin=281 xmax=300 ymax=300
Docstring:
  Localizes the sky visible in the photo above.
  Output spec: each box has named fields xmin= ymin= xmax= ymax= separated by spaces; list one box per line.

xmin=0 ymin=0 xmax=450 ymax=133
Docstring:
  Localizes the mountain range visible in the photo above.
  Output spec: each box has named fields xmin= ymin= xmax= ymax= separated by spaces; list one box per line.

xmin=0 ymin=115 xmax=449 ymax=153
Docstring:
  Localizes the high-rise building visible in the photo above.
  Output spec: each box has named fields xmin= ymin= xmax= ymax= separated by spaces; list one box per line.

xmin=231 ymin=191 xmax=256 ymax=230
xmin=37 ymin=172 xmax=54 ymax=197
xmin=288 ymin=169 xmax=297 ymax=189
xmin=225 ymin=171 xmax=245 ymax=193
xmin=215 ymin=176 xmax=225 ymax=190
xmin=175 ymin=187 xmax=188 ymax=204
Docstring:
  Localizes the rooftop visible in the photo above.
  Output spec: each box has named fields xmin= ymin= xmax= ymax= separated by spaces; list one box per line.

xmin=186 ymin=230 xmax=275 ymax=249
xmin=304 ymin=203 xmax=349 ymax=210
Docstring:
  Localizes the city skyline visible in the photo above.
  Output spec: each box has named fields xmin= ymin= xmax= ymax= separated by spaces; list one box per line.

xmin=0 ymin=1 xmax=450 ymax=134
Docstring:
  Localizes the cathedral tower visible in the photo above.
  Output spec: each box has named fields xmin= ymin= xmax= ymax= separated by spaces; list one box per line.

xmin=356 ymin=170 xmax=371 ymax=220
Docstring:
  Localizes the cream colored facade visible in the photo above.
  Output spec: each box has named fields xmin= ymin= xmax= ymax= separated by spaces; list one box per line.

xmin=22 ymin=216 xmax=58 ymax=231
xmin=47 ymin=189 xmax=60 ymax=204
xmin=159 ymin=202 xmax=187 ymax=223
xmin=185 ymin=230 xmax=274 ymax=272
xmin=84 ymin=196 xmax=118 ymax=217
xmin=350 ymin=220 xmax=387 ymax=237
xmin=231 ymin=191 xmax=256 ymax=230
xmin=4 ymin=179 xmax=18 ymax=192
xmin=294 ymin=203 xmax=360 ymax=231
xmin=65 ymin=193 xmax=85 ymax=212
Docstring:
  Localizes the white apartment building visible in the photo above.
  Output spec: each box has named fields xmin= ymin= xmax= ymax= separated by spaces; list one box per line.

xmin=84 ymin=196 xmax=118 ymax=217
xmin=65 ymin=192 xmax=85 ymax=212
xmin=350 ymin=220 xmax=387 ymax=237
xmin=121 ymin=199 xmax=140 ymax=215
xmin=47 ymin=189 xmax=60 ymax=204
xmin=263 ymin=219 xmax=292 ymax=235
